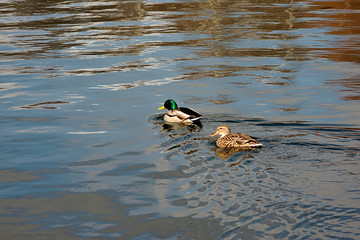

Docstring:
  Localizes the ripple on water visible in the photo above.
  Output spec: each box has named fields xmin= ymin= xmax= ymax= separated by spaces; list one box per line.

xmin=139 ymin=114 xmax=360 ymax=239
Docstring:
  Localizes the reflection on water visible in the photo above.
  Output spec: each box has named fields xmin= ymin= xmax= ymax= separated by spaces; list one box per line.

xmin=211 ymin=146 xmax=258 ymax=161
xmin=1 ymin=0 xmax=360 ymax=239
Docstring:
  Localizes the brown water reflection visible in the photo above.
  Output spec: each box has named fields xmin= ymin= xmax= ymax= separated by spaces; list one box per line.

xmin=304 ymin=0 xmax=360 ymax=63
xmin=1 ymin=0 xmax=358 ymax=97
xmin=1 ymin=1 xmax=310 ymax=57
xmin=301 ymin=0 xmax=360 ymax=101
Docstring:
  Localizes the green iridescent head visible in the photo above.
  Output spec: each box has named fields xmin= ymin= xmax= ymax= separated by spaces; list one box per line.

xmin=158 ymin=99 xmax=178 ymax=110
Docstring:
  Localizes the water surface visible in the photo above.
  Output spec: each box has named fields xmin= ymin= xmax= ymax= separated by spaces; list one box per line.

xmin=1 ymin=0 xmax=360 ymax=239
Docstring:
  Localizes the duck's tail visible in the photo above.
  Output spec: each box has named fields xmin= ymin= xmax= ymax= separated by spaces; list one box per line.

xmin=190 ymin=116 xmax=202 ymax=122
xmin=249 ymin=143 xmax=263 ymax=148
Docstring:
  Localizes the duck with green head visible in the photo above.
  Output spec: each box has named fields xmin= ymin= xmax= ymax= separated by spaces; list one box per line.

xmin=158 ymin=99 xmax=202 ymax=124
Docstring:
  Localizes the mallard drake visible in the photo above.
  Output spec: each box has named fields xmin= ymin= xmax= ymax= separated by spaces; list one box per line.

xmin=158 ymin=99 xmax=202 ymax=124
xmin=211 ymin=125 xmax=262 ymax=148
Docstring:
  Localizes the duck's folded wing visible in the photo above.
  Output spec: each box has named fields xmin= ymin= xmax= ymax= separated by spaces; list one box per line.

xmin=229 ymin=133 xmax=253 ymax=144
xmin=233 ymin=134 xmax=262 ymax=147
xmin=235 ymin=138 xmax=251 ymax=146
xmin=179 ymin=107 xmax=202 ymax=120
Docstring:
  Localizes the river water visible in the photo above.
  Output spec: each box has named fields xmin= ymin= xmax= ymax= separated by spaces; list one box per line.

xmin=1 ymin=0 xmax=359 ymax=239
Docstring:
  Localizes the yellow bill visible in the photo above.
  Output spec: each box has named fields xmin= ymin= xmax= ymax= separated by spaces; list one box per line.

xmin=158 ymin=106 xmax=165 ymax=110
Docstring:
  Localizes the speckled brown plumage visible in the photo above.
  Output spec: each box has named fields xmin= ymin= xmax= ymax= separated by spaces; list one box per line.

xmin=211 ymin=125 xmax=262 ymax=148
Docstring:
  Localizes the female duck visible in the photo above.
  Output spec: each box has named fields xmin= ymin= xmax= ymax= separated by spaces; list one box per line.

xmin=158 ymin=99 xmax=202 ymax=124
xmin=211 ymin=125 xmax=262 ymax=148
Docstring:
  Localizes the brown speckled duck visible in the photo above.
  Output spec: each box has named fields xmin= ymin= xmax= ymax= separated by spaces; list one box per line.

xmin=158 ymin=99 xmax=202 ymax=124
xmin=211 ymin=125 xmax=262 ymax=148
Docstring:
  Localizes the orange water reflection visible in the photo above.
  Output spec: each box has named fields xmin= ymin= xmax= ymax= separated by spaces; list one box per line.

xmin=305 ymin=0 xmax=360 ymax=63
xmin=295 ymin=0 xmax=360 ymax=101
